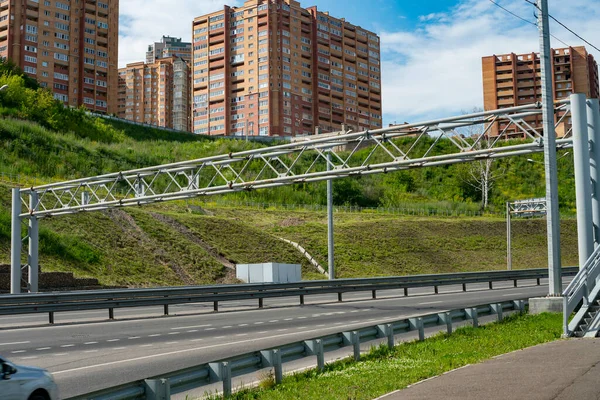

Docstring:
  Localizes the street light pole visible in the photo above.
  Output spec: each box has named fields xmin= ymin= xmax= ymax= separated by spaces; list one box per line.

xmin=538 ymin=0 xmax=562 ymax=296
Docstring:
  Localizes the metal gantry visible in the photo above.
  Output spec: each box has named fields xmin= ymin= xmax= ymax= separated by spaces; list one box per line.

xmin=11 ymin=102 xmax=575 ymax=293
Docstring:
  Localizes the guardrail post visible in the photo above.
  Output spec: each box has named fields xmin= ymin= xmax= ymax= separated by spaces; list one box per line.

xmin=214 ymin=301 xmax=219 ymax=312
xmin=404 ymin=287 xmax=408 ymax=297
xmin=109 ymin=307 xmax=114 ymax=320
xmin=144 ymin=378 xmax=171 ymax=400
xmin=434 ymin=285 xmax=438 ymax=294
xmin=300 ymin=294 xmax=304 ymax=305
xmin=537 ymin=277 xmax=541 ymax=286
xmin=260 ymin=349 xmax=283 ymax=384
xmin=343 ymin=331 xmax=361 ymax=361
xmin=338 ymin=292 xmax=343 ymax=302
xmin=49 ymin=312 xmax=54 ymax=324
xmin=439 ymin=312 xmax=452 ymax=334
xmin=513 ymin=279 xmax=518 ymax=288
xmin=462 ymin=283 xmax=467 ymax=292
xmin=467 ymin=307 xmax=479 ymax=328
xmin=372 ymin=290 xmax=376 ymax=299
xmin=209 ymin=361 xmax=232 ymax=398
xmin=164 ymin=304 xmax=169 ymax=316
xmin=259 ymin=298 xmax=264 ymax=309
xmin=409 ymin=317 xmax=424 ymax=341
xmin=305 ymin=339 xmax=325 ymax=371
xmin=513 ymin=300 xmax=525 ymax=314
xmin=492 ymin=303 xmax=503 ymax=321
xmin=489 ymin=281 xmax=493 ymax=290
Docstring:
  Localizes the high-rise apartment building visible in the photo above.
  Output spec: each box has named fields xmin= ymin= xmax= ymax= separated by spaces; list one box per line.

xmin=117 ymin=56 xmax=191 ymax=132
xmin=191 ymin=0 xmax=382 ymax=137
xmin=146 ymin=36 xmax=192 ymax=64
xmin=482 ymin=46 xmax=599 ymax=137
xmin=0 ymin=0 xmax=119 ymax=113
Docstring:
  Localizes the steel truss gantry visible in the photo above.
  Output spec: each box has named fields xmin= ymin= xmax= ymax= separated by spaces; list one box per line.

xmin=11 ymin=102 xmax=576 ymax=293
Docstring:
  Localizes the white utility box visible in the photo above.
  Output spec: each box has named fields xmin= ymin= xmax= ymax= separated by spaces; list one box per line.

xmin=236 ymin=263 xmax=301 ymax=283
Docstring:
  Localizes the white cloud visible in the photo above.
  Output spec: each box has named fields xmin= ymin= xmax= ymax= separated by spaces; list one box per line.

xmin=380 ymin=0 xmax=600 ymax=125
xmin=118 ymin=0 xmax=241 ymax=67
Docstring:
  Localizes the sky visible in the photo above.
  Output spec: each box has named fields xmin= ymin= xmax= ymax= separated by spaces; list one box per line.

xmin=119 ymin=0 xmax=600 ymax=126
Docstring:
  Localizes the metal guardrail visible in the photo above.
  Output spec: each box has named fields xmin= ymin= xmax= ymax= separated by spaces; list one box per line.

xmin=563 ymin=246 xmax=600 ymax=336
xmin=0 ymin=268 xmax=577 ymax=324
xmin=63 ymin=299 xmax=527 ymax=400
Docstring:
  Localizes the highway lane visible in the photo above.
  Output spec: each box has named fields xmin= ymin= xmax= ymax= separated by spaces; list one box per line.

xmin=0 ymin=281 xmax=557 ymax=398
xmin=0 ymin=279 xmax=551 ymax=328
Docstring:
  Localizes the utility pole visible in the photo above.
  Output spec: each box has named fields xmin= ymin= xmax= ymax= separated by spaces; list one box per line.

xmin=538 ymin=0 xmax=562 ymax=295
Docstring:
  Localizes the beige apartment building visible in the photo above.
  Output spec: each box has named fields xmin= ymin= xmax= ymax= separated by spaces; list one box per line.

xmin=118 ymin=56 xmax=191 ymax=132
xmin=482 ymin=46 xmax=599 ymax=137
xmin=146 ymin=36 xmax=192 ymax=64
xmin=0 ymin=0 xmax=119 ymax=113
xmin=191 ymin=0 xmax=382 ymax=137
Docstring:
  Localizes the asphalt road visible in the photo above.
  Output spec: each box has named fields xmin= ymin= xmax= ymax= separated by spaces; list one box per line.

xmin=0 ymin=280 xmax=557 ymax=398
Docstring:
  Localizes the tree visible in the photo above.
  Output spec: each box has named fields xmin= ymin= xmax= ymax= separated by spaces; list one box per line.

xmin=456 ymin=108 xmax=505 ymax=210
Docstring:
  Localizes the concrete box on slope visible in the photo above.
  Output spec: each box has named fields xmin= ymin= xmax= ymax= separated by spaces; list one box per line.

xmin=236 ymin=263 xmax=301 ymax=283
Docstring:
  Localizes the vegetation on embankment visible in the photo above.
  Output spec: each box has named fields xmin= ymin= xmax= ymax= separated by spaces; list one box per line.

xmin=216 ymin=312 xmax=562 ymax=400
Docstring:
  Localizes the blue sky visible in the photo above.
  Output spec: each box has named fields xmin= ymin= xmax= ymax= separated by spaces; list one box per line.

xmin=119 ymin=0 xmax=600 ymax=127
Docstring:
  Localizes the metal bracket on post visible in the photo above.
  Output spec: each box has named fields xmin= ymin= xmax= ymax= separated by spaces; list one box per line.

xmin=513 ymin=300 xmax=526 ymax=314
xmin=439 ymin=312 xmax=453 ymax=335
xmin=409 ymin=317 xmax=424 ymax=341
xmin=305 ymin=339 xmax=325 ymax=371
xmin=144 ymin=378 xmax=171 ymax=400
xmin=466 ymin=307 xmax=479 ymax=328
xmin=377 ymin=323 xmax=395 ymax=349
xmin=342 ymin=331 xmax=361 ymax=361
xmin=11 ymin=188 xmax=22 ymax=294
xmin=209 ymin=361 xmax=232 ymax=398
xmin=260 ymin=349 xmax=283 ymax=384
xmin=491 ymin=303 xmax=503 ymax=321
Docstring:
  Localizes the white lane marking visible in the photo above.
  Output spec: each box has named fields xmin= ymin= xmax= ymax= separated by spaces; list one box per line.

xmin=205 ymin=328 xmax=216 ymax=331
xmin=503 ymin=293 xmax=524 ymax=296
xmin=297 ymin=317 xmax=307 ymax=319
xmin=52 ymin=324 xmax=379 ymax=375
xmin=269 ymin=320 xmax=279 ymax=323
xmin=20 ymin=356 xmax=38 ymax=360
xmin=277 ymin=329 xmax=288 ymax=332
xmin=53 ymin=353 xmax=68 ymax=356
xmin=107 ymin=339 xmax=120 ymax=342
xmin=284 ymin=318 xmax=293 ymax=321
xmin=84 ymin=342 xmax=98 ymax=345
xmin=187 ymin=330 xmax=198 ymax=333
xmin=11 ymin=350 xmax=26 ymax=354
xmin=257 ymin=331 xmax=268 ymax=334
xmin=168 ymin=332 xmax=180 ymax=335
xmin=166 ymin=342 xmax=179 ymax=345
xmin=351 ymin=310 xmax=360 ymax=313
xmin=238 ymin=323 xmax=248 ymax=327
xmin=222 ymin=326 xmax=232 ymax=329
xmin=36 ymin=347 xmax=51 ymax=351
xmin=148 ymin=334 xmax=161 ymax=338
xmin=254 ymin=322 xmax=264 ymax=325
xmin=214 ymin=336 xmax=225 ymax=339
xmin=113 ymin=347 xmax=126 ymax=350
xmin=334 ymin=322 xmax=344 ymax=325
xmin=140 ymin=344 xmax=153 ymax=348
xmin=419 ymin=301 xmax=443 ymax=305
xmin=128 ymin=337 xmax=141 ymax=340
xmin=171 ymin=324 xmax=212 ymax=330
xmin=84 ymin=350 xmax=98 ymax=353
xmin=61 ymin=344 xmax=75 ymax=348
xmin=190 ymin=339 xmax=203 ymax=342
xmin=0 ymin=341 xmax=30 ymax=346
xmin=317 ymin=324 xmax=326 ymax=327
xmin=298 ymin=327 xmax=307 ymax=329
xmin=235 ymin=334 xmax=247 ymax=337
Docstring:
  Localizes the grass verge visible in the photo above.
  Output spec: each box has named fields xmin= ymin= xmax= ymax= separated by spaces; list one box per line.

xmin=211 ymin=312 xmax=561 ymax=400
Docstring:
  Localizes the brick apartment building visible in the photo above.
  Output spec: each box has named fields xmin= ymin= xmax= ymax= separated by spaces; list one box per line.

xmin=482 ymin=46 xmax=599 ymax=137
xmin=146 ymin=36 xmax=192 ymax=64
xmin=117 ymin=55 xmax=191 ymax=132
xmin=191 ymin=0 xmax=382 ymax=137
xmin=0 ymin=0 xmax=119 ymax=114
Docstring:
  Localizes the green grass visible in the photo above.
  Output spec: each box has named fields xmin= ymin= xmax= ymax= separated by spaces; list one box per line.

xmin=213 ymin=312 xmax=562 ymax=400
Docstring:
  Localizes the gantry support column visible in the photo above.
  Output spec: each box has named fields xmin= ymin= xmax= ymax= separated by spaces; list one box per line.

xmin=588 ymin=98 xmax=600 ymax=247
xmin=28 ymin=192 xmax=39 ymax=293
xmin=10 ymin=188 xmax=22 ymax=294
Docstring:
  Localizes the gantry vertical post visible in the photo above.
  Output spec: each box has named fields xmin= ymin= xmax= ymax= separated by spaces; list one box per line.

xmin=327 ymin=150 xmax=335 ymax=280
xmin=10 ymin=188 xmax=22 ymax=294
xmin=572 ymin=94 xmax=594 ymax=268
xmin=587 ymin=98 xmax=600 ymax=247
xmin=28 ymin=191 xmax=39 ymax=293
xmin=538 ymin=0 xmax=562 ymax=295
xmin=506 ymin=202 xmax=512 ymax=270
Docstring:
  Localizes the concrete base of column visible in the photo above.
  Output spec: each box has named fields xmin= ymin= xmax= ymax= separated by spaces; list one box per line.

xmin=529 ymin=297 xmax=563 ymax=314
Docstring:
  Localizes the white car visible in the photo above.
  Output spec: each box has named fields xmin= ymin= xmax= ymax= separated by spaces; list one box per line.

xmin=0 ymin=356 xmax=59 ymax=400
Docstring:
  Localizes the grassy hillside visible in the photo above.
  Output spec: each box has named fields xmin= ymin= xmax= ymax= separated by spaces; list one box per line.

xmin=0 ymin=62 xmax=580 ymax=287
